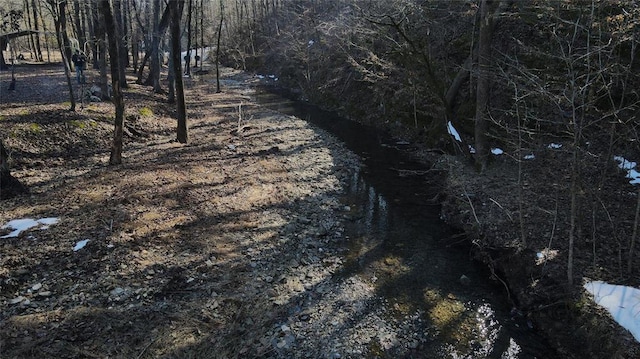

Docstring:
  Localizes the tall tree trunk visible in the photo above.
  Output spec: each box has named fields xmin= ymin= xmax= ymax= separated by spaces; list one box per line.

xmin=170 ymin=0 xmax=188 ymax=144
xmin=200 ymin=0 xmax=204 ymax=66
xmin=23 ymin=0 xmax=35 ymax=59
xmin=136 ymin=1 xmax=169 ymax=86
xmin=215 ymin=0 xmax=224 ymax=93
xmin=73 ymin=0 xmax=86 ymax=52
xmin=100 ymin=0 xmax=125 ymax=165
xmin=127 ymin=0 xmax=139 ymax=70
xmin=53 ymin=0 xmax=76 ymax=112
xmin=39 ymin=0 xmax=51 ymax=62
xmin=95 ymin=2 xmax=109 ymax=99
xmin=474 ymin=0 xmax=494 ymax=172
xmin=113 ymin=0 xmax=128 ymax=87
xmin=185 ymin=0 xmax=193 ymax=75
xmin=31 ymin=0 xmax=43 ymax=61
xmin=194 ymin=0 xmax=198 ymax=68
xmin=87 ymin=1 xmax=99 ymax=68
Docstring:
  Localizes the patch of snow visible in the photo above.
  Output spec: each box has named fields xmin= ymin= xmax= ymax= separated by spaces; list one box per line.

xmin=38 ymin=217 xmax=59 ymax=229
xmin=256 ymin=74 xmax=265 ymax=79
xmin=584 ymin=281 xmax=640 ymax=343
xmin=73 ymin=239 xmax=90 ymax=252
xmin=1 ymin=217 xmax=60 ymax=238
xmin=524 ymin=154 xmax=535 ymax=160
xmin=614 ymin=156 xmax=640 ymax=185
xmin=469 ymin=145 xmax=476 ymax=154
xmin=548 ymin=143 xmax=563 ymax=149
xmin=614 ymin=156 xmax=636 ymax=170
xmin=491 ymin=148 xmax=504 ymax=155
xmin=180 ymin=46 xmax=213 ymax=64
xmin=308 ymin=40 xmax=315 ymax=47
xmin=447 ymin=121 xmax=461 ymax=142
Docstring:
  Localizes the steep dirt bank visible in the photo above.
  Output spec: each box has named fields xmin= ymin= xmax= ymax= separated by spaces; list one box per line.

xmin=436 ymin=153 xmax=640 ymax=359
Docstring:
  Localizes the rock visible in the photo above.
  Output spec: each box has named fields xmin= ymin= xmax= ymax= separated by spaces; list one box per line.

xmin=90 ymin=95 xmax=102 ymax=102
xmin=110 ymin=287 xmax=125 ymax=297
xmin=31 ymin=283 xmax=42 ymax=291
xmin=459 ymin=274 xmax=471 ymax=286
xmin=37 ymin=291 xmax=52 ymax=297
xmin=10 ymin=296 xmax=25 ymax=304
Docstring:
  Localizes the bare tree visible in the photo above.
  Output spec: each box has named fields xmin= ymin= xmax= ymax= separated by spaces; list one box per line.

xmin=46 ymin=0 xmax=76 ymax=111
xmin=184 ymin=0 xmax=193 ymax=75
xmin=113 ymin=0 xmax=128 ymax=87
xmin=215 ymin=0 xmax=223 ymax=92
xmin=169 ymin=0 xmax=188 ymax=143
xmin=100 ymin=0 xmax=125 ymax=165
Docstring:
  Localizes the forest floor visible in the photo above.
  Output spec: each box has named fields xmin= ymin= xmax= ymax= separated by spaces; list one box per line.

xmin=0 ymin=63 xmax=639 ymax=359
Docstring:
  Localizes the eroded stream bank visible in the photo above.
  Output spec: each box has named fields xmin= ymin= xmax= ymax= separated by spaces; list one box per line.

xmin=252 ymin=85 xmax=560 ymax=358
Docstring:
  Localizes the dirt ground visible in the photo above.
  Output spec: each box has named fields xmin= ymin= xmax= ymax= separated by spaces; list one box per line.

xmin=0 ymin=64 xmax=374 ymax=358
xmin=1 ymin=62 xmax=639 ymax=359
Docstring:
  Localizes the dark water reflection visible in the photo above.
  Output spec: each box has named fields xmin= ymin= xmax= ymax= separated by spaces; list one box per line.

xmin=254 ymin=87 xmax=559 ymax=358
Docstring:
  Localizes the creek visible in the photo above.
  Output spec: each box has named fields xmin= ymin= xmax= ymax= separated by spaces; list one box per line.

xmin=253 ymin=86 xmax=559 ymax=358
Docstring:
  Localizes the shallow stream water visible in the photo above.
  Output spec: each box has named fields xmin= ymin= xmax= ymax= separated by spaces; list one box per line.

xmin=253 ymin=86 xmax=559 ymax=358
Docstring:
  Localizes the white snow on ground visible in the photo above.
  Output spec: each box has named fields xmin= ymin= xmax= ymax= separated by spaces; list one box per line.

xmin=180 ymin=46 xmax=213 ymax=64
xmin=491 ymin=148 xmax=504 ymax=155
xmin=548 ymin=143 xmax=563 ymax=149
xmin=584 ymin=281 xmax=640 ymax=343
xmin=614 ymin=156 xmax=640 ymax=185
xmin=1 ymin=217 xmax=60 ymax=238
xmin=256 ymin=74 xmax=279 ymax=81
xmin=447 ymin=121 xmax=461 ymax=142
xmin=73 ymin=239 xmax=90 ymax=252
xmin=523 ymin=154 xmax=535 ymax=160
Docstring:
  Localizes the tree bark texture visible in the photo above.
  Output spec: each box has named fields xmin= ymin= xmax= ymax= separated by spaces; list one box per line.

xmin=53 ymin=0 xmax=76 ymax=111
xmin=100 ymin=0 xmax=125 ymax=165
xmin=170 ymin=0 xmax=188 ymax=143
xmin=113 ymin=0 xmax=128 ymax=87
